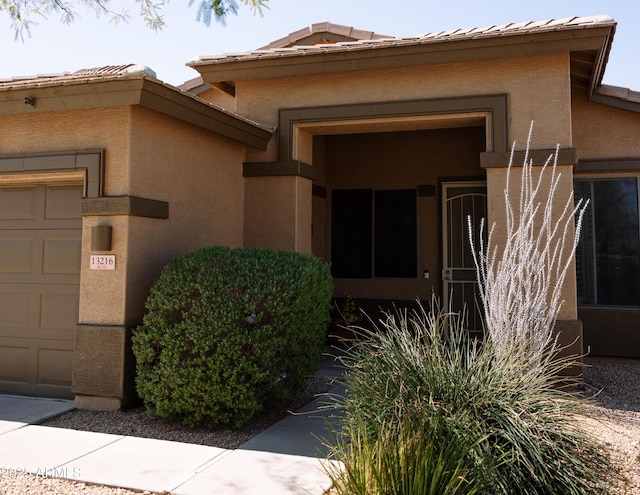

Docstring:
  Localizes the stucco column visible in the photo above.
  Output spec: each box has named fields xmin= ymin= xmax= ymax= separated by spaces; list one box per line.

xmin=72 ymin=197 xmax=169 ymax=410
xmin=481 ymin=148 xmax=583 ymax=360
xmin=243 ymin=161 xmax=315 ymax=253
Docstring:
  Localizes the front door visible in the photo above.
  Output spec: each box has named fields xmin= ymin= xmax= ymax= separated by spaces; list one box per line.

xmin=442 ymin=182 xmax=487 ymax=335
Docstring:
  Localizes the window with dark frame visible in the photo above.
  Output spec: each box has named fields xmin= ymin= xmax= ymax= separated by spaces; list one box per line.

xmin=575 ymin=178 xmax=640 ymax=307
xmin=331 ymin=188 xmax=417 ymax=279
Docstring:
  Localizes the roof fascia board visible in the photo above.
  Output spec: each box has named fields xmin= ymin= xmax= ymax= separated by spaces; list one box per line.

xmin=195 ymin=27 xmax=612 ymax=83
xmin=139 ymin=80 xmax=272 ymax=149
xmin=0 ymin=78 xmax=272 ymax=150
xmin=589 ymin=23 xmax=615 ymax=93
xmin=0 ymin=79 xmax=145 ymax=114
xmin=589 ymin=92 xmax=640 ymax=113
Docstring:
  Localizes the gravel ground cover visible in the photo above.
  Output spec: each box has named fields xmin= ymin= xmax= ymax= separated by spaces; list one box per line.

xmin=581 ymin=360 xmax=640 ymax=495
xmin=1 ymin=361 xmax=639 ymax=494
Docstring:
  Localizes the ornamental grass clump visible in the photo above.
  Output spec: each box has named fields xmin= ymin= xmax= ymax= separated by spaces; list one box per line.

xmin=324 ymin=124 xmax=619 ymax=494
xmin=324 ymin=307 xmax=493 ymax=495
xmin=326 ymin=409 xmax=490 ymax=495
xmin=325 ymin=304 xmax=614 ymax=494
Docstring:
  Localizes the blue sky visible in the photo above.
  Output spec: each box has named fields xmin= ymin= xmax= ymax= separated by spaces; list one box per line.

xmin=2 ymin=0 xmax=639 ymax=88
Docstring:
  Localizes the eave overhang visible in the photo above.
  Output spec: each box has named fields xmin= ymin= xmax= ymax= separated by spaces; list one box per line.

xmin=191 ymin=24 xmax=615 ymax=90
xmin=0 ymin=76 xmax=273 ymax=150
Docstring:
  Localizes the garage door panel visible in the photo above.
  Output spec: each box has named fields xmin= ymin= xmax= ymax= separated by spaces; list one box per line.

xmin=0 ymin=284 xmax=78 ymax=339
xmin=0 ymin=326 xmax=75 ymax=393
xmin=45 ymin=185 xmax=82 ymax=219
xmin=0 ymin=187 xmax=37 ymax=221
xmin=0 ymin=291 xmax=32 ymax=329
xmin=0 ymin=237 xmax=35 ymax=274
xmin=38 ymin=348 xmax=73 ymax=386
xmin=0 ymin=345 xmax=28 ymax=382
xmin=0 ymin=230 xmax=80 ymax=283
xmin=43 ymin=234 xmax=81 ymax=275
xmin=0 ymin=185 xmax=80 ymax=230
xmin=40 ymin=292 xmax=79 ymax=333
xmin=0 ymin=339 xmax=73 ymax=398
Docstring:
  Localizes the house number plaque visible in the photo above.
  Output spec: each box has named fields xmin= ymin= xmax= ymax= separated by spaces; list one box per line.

xmin=90 ymin=254 xmax=116 ymax=270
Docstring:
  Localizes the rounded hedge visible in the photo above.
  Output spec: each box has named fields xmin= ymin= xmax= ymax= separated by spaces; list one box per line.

xmin=132 ymin=246 xmax=333 ymax=428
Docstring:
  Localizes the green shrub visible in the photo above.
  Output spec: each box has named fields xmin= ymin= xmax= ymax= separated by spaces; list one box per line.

xmin=132 ymin=246 xmax=333 ymax=428
xmin=325 ymin=303 xmax=616 ymax=495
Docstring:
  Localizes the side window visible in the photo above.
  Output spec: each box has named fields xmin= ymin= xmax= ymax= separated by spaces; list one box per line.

xmin=575 ymin=179 xmax=640 ymax=307
xmin=331 ymin=188 xmax=417 ymax=279
xmin=331 ymin=189 xmax=372 ymax=278
xmin=374 ymin=189 xmax=417 ymax=277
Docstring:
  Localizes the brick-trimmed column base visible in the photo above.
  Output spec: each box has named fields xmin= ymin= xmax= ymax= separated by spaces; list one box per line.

xmin=72 ymin=324 xmax=137 ymax=409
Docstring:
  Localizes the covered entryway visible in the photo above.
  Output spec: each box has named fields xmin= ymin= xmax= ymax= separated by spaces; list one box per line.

xmin=269 ymin=96 xmax=504 ymax=309
xmin=0 ymin=182 xmax=82 ymax=399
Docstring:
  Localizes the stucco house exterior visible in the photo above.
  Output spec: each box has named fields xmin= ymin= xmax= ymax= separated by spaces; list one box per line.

xmin=0 ymin=14 xmax=638 ymax=408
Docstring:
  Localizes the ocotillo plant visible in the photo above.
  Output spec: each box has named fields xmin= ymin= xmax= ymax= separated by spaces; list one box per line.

xmin=468 ymin=122 xmax=588 ymax=367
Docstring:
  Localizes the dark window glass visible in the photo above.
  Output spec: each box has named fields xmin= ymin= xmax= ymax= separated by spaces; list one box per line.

xmin=331 ymin=189 xmax=372 ymax=278
xmin=374 ymin=190 xmax=417 ymax=277
xmin=331 ymin=188 xmax=418 ymax=278
xmin=575 ymin=179 xmax=640 ymax=306
xmin=574 ymin=181 xmax=595 ymax=304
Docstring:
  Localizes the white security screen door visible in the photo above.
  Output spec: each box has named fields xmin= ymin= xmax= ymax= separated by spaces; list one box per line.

xmin=442 ymin=182 xmax=487 ymax=335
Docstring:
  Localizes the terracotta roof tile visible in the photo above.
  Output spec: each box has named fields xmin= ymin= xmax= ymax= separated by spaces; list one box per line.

xmin=0 ymin=64 xmax=156 ymax=88
xmin=258 ymin=21 xmax=393 ymax=50
xmin=191 ymin=15 xmax=615 ymax=67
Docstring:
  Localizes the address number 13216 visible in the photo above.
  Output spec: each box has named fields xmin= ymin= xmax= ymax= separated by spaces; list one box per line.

xmin=90 ymin=254 xmax=116 ymax=270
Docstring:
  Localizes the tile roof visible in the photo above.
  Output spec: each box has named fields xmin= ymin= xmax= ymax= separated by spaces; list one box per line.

xmin=259 ymin=21 xmax=392 ymax=49
xmin=0 ymin=63 xmax=274 ymax=135
xmin=0 ymin=64 xmax=157 ymax=89
xmin=190 ymin=15 xmax=615 ymax=67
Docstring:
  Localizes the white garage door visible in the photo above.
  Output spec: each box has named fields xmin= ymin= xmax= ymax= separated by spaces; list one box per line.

xmin=0 ymin=183 xmax=82 ymax=399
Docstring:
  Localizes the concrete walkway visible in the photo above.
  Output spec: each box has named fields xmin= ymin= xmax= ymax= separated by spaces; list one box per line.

xmin=0 ymin=352 xmax=345 ymax=495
